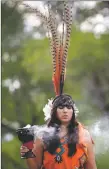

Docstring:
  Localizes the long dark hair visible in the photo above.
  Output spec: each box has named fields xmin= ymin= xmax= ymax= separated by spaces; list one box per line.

xmin=46 ymin=94 xmax=79 ymax=157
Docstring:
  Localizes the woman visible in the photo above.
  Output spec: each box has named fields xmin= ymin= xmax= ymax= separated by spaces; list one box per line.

xmin=20 ymin=94 xmax=97 ymax=169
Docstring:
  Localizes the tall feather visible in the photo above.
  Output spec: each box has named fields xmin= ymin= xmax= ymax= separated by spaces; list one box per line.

xmin=59 ymin=3 xmax=66 ymax=94
xmin=23 ymin=3 xmax=48 ymax=23
xmin=23 ymin=3 xmax=58 ymax=75
xmin=61 ymin=2 xmax=73 ymax=77
xmin=47 ymin=3 xmax=60 ymax=95
xmin=23 ymin=1 xmax=73 ymax=96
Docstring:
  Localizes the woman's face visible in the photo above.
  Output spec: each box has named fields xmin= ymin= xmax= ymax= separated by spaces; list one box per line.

xmin=56 ymin=105 xmax=73 ymax=124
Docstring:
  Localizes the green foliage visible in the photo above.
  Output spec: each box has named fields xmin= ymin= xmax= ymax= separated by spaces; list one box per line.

xmin=1 ymin=2 xmax=24 ymax=52
xmin=96 ymin=151 xmax=109 ymax=169
xmin=2 ymin=1 xmax=109 ymax=169
xmin=2 ymin=138 xmax=27 ymax=169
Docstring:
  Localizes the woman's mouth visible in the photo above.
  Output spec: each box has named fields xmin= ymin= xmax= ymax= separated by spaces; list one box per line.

xmin=62 ymin=115 xmax=68 ymax=119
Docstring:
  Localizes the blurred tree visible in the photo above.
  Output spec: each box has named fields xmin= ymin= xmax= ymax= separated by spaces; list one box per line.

xmin=1 ymin=2 xmax=41 ymax=169
xmin=68 ymin=30 xmax=109 ymax=115
xmin=1 ymin=1 xmax=24 ymax=53
xmin=2 ymin=2 xmax=40 ymax=129
xmin=1 ymin=1 xmax=109 ymax=169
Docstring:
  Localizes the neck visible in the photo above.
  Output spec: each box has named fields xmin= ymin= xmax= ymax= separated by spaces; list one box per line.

xmin=61 ymin=122 xmax=69 ymax=128
xmin=58 ymin=123 xmax=69 ymax=138
xmin=60 ymin=123 xmax=69 ymax=131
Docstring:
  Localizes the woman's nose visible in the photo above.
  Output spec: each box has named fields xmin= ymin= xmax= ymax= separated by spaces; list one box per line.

xmin=63 ymin=107 xmax=68 ymax=112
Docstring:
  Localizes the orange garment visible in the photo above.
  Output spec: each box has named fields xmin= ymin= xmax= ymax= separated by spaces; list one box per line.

xmin=42 ymin=123 xmax=93 ymax=169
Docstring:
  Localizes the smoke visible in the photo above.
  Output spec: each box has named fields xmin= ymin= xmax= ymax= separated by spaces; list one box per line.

xmin=89 ymin=116 xmax=109 ymax=154
xmin=30 ymin=116 xmax=109 ymax=155
xmin=32 ymin=124 xmax=58 ymax=141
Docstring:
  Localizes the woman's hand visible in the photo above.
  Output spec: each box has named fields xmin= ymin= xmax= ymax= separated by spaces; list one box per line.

xmin=20 ymin=139 xmax=44 ymax=169
xmin=20 ymin=145 xmax=29 ymax=157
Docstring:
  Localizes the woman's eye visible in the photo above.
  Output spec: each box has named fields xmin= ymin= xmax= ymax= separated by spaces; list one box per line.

xmin=67 ymin=106 xmax=72 ymax=109
xmin=58 ymin=106 xmax=63 ymax=109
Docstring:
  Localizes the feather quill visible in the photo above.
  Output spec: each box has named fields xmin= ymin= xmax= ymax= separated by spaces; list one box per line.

xmin=23 ymin=1 xmax=73 ymax=96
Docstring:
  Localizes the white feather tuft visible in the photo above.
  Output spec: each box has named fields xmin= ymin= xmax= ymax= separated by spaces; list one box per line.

xmin=73 ymin=103 xmax=79 ymax=116
xmin=43 ymin=99 xmax=53 ymax=121
xmin=43 ymin=98 xmax=79 ymax=120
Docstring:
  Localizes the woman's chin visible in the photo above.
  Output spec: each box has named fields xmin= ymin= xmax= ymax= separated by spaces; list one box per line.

xmin=61 ymin=119 xmax=70 ymax=123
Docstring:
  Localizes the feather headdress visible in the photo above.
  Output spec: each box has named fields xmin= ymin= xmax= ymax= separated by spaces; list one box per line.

xmin=23 ymin=1 xmax=73 ymax=96
xmin=23 ymin=2 xmax=79 ymax=121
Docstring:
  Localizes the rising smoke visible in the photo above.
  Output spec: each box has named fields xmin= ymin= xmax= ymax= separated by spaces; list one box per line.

xmin=31 ymin=116 xmax=109 ymax=155
xmin=89 ymin=116 xmax=109 ymax=154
